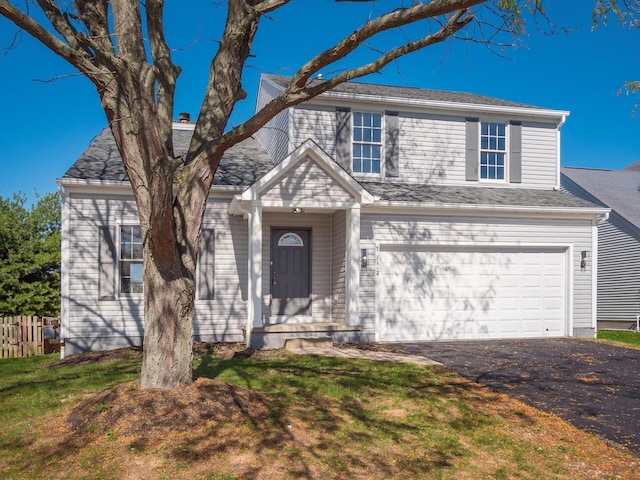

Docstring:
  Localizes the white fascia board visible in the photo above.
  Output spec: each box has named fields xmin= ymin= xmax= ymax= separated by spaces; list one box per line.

xmin=58 ymin=177 xmax=244 ymax=197
xmin=313 ymin=92 xmax=570 ymax=121
xmin=257 ymin=200 xmax=357 ymax=209
xmin=56 ymin=178 xmax=134 ymax=196
xmin=365 ymin=201 xmax=610 ymax=220
xmin=171 ymin=121 xmax=196 ymax=131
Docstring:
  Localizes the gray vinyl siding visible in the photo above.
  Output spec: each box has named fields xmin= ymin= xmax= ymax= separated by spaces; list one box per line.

xmin=193 ymin=198 xmax=248 ymax=341
xmin=521 ymin=122 xmax=557 ymax=188
xmin=254 ymin=78 xmax=290 ymax=164
xmin=290 ymin=105 xmax=336 ymax=157
xmin=401 ymin=113 xmax=467 ymax=184
xmin=259 ymin=154 xmax=353 ymax=204
xmin=597 ymin=213 xmax=640 ymax=323
xmin=331 ymin=210 xmax=347 ymax=323
xmin=261 ymin=212 xmax=333 ymax=322
xmin=62 ymin=192 xmax=247 ymax=353
xmin=560 ymin=174 xmax=639 ymax=326
xmin=63 ymin=193 xmax=143 ymax=353
xmin=287 ymin=106 xmax=559 ymax=189
xmin=359 ymin=213 xmax=594 ymax=337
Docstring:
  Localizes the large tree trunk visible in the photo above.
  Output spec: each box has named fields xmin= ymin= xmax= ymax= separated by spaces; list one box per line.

xmin=0 ymin=0 xmax=491 ymax=390
xmin=140 ymin=252 xmax=195 ymax=388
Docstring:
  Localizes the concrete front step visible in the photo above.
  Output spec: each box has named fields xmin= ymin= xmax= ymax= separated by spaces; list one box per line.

xmin=284 ymin=336 xmax=333 ymax=351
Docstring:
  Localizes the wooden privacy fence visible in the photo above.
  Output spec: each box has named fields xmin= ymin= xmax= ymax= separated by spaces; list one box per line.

xmin=1 ymin=316 xmax=60 ymax=359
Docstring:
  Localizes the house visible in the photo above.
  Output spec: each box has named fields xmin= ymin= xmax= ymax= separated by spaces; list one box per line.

xmin=57 ymin=74 xmax=608 ymax=355
xmin=562 ymin=165 xmax=640 ymax=330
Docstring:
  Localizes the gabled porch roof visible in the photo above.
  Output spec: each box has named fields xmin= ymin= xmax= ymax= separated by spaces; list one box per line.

xmin=229 ymin=139 xmax=374 ymax=216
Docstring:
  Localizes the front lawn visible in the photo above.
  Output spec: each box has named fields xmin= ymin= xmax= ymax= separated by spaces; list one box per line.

xmin=0 ymin=346 xmax=636 ymax=479
xmin=597 ymin=330 xmax=640 ymax=348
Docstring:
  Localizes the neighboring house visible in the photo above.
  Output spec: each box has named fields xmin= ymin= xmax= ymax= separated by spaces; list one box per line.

xmin=562 ymin=165 xmax=640 ymax=330
xmin=57 ymin=74 xmax=608 ymax=354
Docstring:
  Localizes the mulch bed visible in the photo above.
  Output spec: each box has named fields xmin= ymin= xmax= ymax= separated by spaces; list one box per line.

xmin=67 ymin=378 xmax=272 ymax=437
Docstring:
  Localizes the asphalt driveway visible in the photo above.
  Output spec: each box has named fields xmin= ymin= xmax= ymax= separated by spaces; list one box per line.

xmin=393 ymin=338 xmax=640 ymax=456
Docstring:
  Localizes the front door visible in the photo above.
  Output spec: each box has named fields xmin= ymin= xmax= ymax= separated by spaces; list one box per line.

xmin=270 ymin=228 xmax=311 ymax=316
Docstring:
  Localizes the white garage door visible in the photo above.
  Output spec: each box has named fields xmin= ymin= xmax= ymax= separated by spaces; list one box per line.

xmin=377 ymin=246 xmax=567 ymax=342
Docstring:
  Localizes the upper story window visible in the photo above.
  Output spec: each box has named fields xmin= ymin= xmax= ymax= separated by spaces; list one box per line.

xmin=120 ymin=225 xmax=143 ymax=294
xmin=480 ymin=121 xmax=506 ymax=180
xmin=352 ymin=112 xmax=382 ymax=174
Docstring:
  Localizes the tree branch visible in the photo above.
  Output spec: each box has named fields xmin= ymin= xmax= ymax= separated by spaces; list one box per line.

xmin=0 ymin=0 xmax=119 ymax=95
xmin=74 ymin=0 xmax=119 ymax=69
xmin=147 ymin=0 xmax=181 ymax=157
xmin=187 ymin=0 xmax=261 ymax=160
xmin=252 ymin=0 xmax=290 ymax=14
xmin=35 ymin=0 xmax=84 ymax=52
xmin=289 ymin=0 xmax=485 ymax=89
xmin=215 ymin=5 xmax=473 ymax=151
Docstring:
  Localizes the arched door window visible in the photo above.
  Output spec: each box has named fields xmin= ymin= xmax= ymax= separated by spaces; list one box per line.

xmin=277 ymin=232 xmax=304 ymax=247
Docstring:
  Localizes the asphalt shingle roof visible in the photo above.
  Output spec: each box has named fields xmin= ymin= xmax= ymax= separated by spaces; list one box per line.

xmin=362 ymin=181 xmax=601 ymax=209
xmin=63 ymin=127 xmax=601 ymax=211
xmin=561 ymin=166 xmax=640 ymax=227
xmin=62 ymin=126 xmax=274 ymax=187
xmin=265 ymin=74 xmax=547 ymax=110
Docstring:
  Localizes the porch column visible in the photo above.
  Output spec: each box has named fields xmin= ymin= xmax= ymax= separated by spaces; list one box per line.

xmin=346 ymin=206 xmax=360 ymax=325
xmin=247 ymin=204 xmax=263 ymax=347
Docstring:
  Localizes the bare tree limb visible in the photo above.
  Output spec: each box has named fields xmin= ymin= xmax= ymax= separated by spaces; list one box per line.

xmin=289 ymin=0 xmax=485 ymax=90
xmin=147 ymin=0 xmax=181 ymax=157
xmin=0 ymin=27 xmax=21 ymax=58
xmin=252 ymin=0 xmax=290 ymax=15
xmin=214 ymin=3 xmax=475 ymax=153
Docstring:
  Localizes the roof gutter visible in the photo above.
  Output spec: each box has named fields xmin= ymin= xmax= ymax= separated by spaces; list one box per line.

xmin=58 ymin=178 xmax=246 ymax=196
xmin=365 ymin=200 xmax=609 ymax=219
xmin=312 ymin=92 xmax=570 ymax=122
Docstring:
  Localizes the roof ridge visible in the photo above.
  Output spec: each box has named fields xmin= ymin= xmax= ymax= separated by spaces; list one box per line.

xmin=262 ymin=73 xmax=549 ymax=111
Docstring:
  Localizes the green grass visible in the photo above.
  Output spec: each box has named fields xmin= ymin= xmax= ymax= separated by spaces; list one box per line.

xmin=0 ymin=354 xmax=140 ymax=423
xmin=0 ymin=352 xmax=140 ymax=477
xmin=0 ymin=350 xmax=635 ymax=479
xmin=597 ymin=330 xmax=640 ymax=347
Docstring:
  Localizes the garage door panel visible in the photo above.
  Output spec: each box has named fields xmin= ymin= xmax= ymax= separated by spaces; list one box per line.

xmin=378 ymin=247 xmax=567 ymax=341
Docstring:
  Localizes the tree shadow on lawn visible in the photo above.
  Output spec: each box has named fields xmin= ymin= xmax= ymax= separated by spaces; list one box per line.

xmin=183 ymin=351 xmax=498 ymax=477
xmin=4 ymin=349 xmax=528 ymax=479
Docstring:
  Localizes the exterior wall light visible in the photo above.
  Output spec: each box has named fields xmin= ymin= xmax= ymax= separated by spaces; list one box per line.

xmin=292 ymin=207 xmax=305 ymax=214
xmin=361 ymin=248 xmax=368 ymax=270
xmin=580 ymin=250 xmax=588 ymax=269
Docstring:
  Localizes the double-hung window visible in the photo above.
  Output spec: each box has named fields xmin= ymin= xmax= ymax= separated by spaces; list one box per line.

xmin=480 ymin=121 xmax=507 ymax=180
xmin=120 ymin=225 xmax=143 ymax=294
xmin=352 ymin=112 xmax=382 ymax=174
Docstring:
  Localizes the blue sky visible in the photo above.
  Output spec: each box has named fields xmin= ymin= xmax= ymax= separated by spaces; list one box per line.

xmin=0 ymin=1 xmax=638 ymax=204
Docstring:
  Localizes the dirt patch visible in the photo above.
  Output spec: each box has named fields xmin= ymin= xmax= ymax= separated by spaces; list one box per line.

xmin=54 ymin=342 xmax=290 ymax=367
xmin=54 ymin=346 xmax=143 ymax=366
xmin=67 ymin=377 xmax=272 ymax=437
xmin=63 ymin=342 xmax=288 ymax=438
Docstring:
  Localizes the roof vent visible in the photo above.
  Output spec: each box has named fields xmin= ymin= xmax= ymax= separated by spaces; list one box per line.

xmin=178 ymin=112 xmax=191 ymax=123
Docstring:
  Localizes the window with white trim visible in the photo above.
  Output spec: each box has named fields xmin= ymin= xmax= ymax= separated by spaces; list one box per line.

xmin=120 ymin=225 xmax=143 ymax=294
xmin=480 ymin=121 xmax=506 ymax=180
xmin=352 ymin=112 xmax=382 ymax=174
